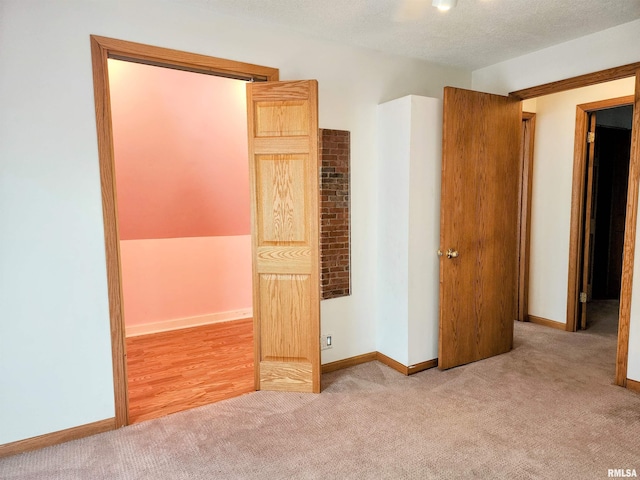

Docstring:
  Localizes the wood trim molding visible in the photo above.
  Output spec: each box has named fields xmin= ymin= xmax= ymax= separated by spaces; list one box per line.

xmin=616 ymin=72 xmax=640 ymax=386
xmin=407 ymin=358 xmax=439 ymax=375
xmin=90 ymin=35 xmax=129 ymax=428
xmin=518 ymin=112 xmax=536 ymax=322
xmin=510 ymin=62 xmax=640 ymax=100
xmin=321 ymin=352 xmax=377 ymax=373
xmin=529 ymin=315 xmax=567 ymax=331
xmin=508 ymin=63 xmax=640 ymax=388
xmin=375 ymin=352 xmax=438 ymax=376
xmin=0 ymin=418 xmax=115 ymax=459
xmin=626 ymin=378 xmax=640 ymax=393
xmin=90 ymin=36 xmax=279 ymax=82
xmin=376 ymin=352 xmax=409 ymax=375
xmin=322 ymin=353 xmax=438 ymax=376
xmin=89 ymin=35 xmax=280 ymax=427
xmin=566 ymin=105 xmax=589 ymax=333
xmin=577 ymin=96 xmax=635 ymax=111
xmin=566 ymin=95 xmax=637 ymax=335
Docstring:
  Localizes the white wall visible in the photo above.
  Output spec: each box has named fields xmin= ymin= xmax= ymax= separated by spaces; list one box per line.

xmin=407 ymin=97 xmax=442 ymax=366
xmin=472 ymin=22 xmax=640 ymax=382
xmin=472 ymin=19 xmax=640 ymax=96
xmin=628 ymin=213 xmax=640 ymax=382
xmin=376 ymin=96 xmax=441 ymax=366
xmin=527 ymin=79 xmax=635 ymax=323
xmin=0 ymin=0 xmax=469 ymax=444
xmin=376 ymin=98 xmax=411 ymax=364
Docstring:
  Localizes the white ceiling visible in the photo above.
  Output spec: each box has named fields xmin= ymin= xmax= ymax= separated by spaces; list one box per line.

xmin=172 ymin=0 xmax=640 ymax=69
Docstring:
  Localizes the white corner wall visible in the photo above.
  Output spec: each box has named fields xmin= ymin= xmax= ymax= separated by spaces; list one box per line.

xmin=376 ymin=95 xmax=441 ymax=366
xmin=0 ymin=0 xmax=470 ymax=445
xmin=527 ymin=78 xmax=635 ymax=323
xmin=407 ymin=96 xmax=442 ymax=366
xmin=377 ymin=97 xmax=411 ymax=365
xmin=472 ymin=21 xmax=640 ymax=382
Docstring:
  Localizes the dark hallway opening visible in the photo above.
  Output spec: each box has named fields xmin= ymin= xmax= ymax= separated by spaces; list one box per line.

xmin=590 ymin=105 xmax=633 ymax=301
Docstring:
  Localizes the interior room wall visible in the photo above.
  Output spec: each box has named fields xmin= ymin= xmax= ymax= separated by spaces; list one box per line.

xmin=526 ymin=78 xmax=635 ymax=324
xmin=0 ymin=0 xmax=470 ymax=445
xmin=472 ymin=24 xmax=640 ymax=383
xmin=120 ymin=236 xmax=252 ymax=333
xmin=109 ymin=59 xmax=250 ymax=240
xmin=376 ymin=95 xmax=441 ymax=367
xmin=108 ymin=59 xmax=252 ymax=333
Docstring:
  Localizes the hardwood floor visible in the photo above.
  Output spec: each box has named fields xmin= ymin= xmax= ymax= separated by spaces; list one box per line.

xmin=126 ymin=319 xmax=254 ymax=424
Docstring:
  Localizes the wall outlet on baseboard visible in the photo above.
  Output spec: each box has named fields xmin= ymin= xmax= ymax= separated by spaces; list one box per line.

xmin=321 ymin=334 xmax=333 ymax=350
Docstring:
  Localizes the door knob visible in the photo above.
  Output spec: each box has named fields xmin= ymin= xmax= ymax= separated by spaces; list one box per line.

xmin=437 ymin=249 xmax=459 ymax=259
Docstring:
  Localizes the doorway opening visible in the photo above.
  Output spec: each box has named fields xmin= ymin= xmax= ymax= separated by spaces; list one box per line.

xmin=510 ymin=67 xmax=639 ymax=388
xmin=90 ymin=35 xmax=280 ymax=427
xmin=579 ymin=104 xmax=634 ymax=335
xmin=107 ymin=58 xmax=255 ymax=423
xmin=567 ymin=96 xmax=634 ymax=331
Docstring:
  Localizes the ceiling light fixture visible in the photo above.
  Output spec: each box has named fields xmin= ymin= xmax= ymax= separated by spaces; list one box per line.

xmin=432 ymin=0 xmax=458 ymax=11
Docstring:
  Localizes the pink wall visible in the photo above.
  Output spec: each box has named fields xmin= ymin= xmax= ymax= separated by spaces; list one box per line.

xmin=109 ymin=59 xmax=253 ymax=329
xmin=120 ymin=237 xmax=252 ymax=326
xmin=108 ymin=59 xmax=250 ymax=240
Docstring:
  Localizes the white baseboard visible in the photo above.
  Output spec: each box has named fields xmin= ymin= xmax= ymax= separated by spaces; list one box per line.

xmin=125 ymin=309 xmax=253 ymax=337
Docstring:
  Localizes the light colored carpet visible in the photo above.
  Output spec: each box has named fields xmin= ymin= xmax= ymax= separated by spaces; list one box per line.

xmin=2 ymin=300 xmax=639 ymax=479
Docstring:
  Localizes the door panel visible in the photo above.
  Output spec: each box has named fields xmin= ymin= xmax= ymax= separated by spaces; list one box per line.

xmin=580 ymin=114 xmax=597 ymax=329
xmin=438 ymin=87 xmax=521 ymax=370
xmin=247 ymin=80 xmax=320 ymax=393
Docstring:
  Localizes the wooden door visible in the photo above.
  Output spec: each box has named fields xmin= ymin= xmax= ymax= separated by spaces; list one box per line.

xmin=246 ymin=80 xmax=321 ymax=393
xmin=438 ymin=87 xmax=521 ymax=370
xmin=580 ymin=114 xmax=598 ymax=329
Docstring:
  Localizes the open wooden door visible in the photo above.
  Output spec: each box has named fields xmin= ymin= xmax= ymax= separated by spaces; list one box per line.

xmin=246 ymin=80 xmax=321 ymax=393
xmin=438 ymin=87 xmax=521 ymax=370
xmin=580 ymin=113 xmax=598 ymax=329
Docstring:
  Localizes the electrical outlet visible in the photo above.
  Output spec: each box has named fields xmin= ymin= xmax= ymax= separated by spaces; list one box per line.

xmin=321 ymin=334 xmax=333 ymax=350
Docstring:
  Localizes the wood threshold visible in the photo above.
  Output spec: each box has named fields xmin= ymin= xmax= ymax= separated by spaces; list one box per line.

xmin=529 ymin=315 xmax=567 ymax=331
xmin=90 ymin=35 xmax=279 ymax=428
xmin=626 ymin=378 xmax=640 ymax=393
xmin=321 ymin=352 xmax=377 ymax=373
xmin=0 ymin=418 xmax=115 ymax=459
xmin=510 ymin=62 xmax=640 ymax=100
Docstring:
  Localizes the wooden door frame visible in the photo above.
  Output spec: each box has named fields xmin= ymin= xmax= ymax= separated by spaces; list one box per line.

xmin=510 ymin=63 xmax=640 ymax=387
xmin=567 ymin=95 xmax=635 ymax=334
xmin=90 ymin=35 xmax=279 ymax=427
xmin=517 ymin=112 xmax=536 ymax=322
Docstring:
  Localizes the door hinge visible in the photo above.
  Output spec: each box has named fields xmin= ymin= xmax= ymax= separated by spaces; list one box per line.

xmin=587 ymin=132 xmax=596 ymax=143
xmin=580 ymin=292 xmax=587 ymax=303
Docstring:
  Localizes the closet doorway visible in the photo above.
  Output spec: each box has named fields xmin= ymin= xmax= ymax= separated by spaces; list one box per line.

xmin=92 ymin=46 xmax=277 ymax=426
xmin=577 ymin=103 xmax=634 ymax=334
xmin=107 ymin=58 xmax=255 ymax=423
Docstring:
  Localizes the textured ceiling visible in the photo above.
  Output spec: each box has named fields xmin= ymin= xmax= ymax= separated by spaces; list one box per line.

xmin=171 ymin=0 xmax=640 ymax=69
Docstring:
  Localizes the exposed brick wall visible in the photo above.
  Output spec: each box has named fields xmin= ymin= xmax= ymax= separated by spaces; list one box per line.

xmin=319 ymin=129 xmax=351 ymax=300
